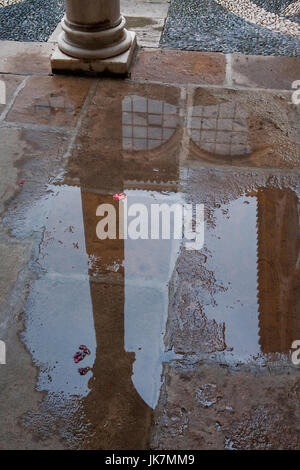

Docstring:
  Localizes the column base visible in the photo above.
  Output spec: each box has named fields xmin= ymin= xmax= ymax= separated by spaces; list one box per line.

xmin=51 ymin=31 xmax=136 ymax=76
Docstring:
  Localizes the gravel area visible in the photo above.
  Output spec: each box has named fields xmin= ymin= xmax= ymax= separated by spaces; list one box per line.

xmin=0 ymin=1 xmax=23 ymax=6
xmin=161 ymin=0 xmax=300 ymax=56
xmin=0 ymin=0 xmax=64 ymax=41
xmin=0 ymin=0 xmax=299 ymax=56
xmin=252 ymin=0 xmax=300 ymax=23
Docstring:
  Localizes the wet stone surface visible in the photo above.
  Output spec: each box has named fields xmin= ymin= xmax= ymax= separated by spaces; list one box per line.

xmin=0 ymin=75 xmax=299 ymax=449
xmin=0 ymin=42 xmax=55 ymax=75
xmin=231 ymin=54 xmax=300 ymax=90
xmin=131 ymin=49 xmax=226 ymax=86
xmin=0 ymin=73 xmax=25 ymax=114
xmin=166 ymin=172 xmax=300 ymax=361
xmin=151 ymin=361 xmax=300 ymax=450
xmin=6 ymin=76 xmax=93 ymax=128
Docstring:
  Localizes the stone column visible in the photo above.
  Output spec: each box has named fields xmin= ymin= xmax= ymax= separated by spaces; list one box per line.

xmin=51 ymin=0 xmax=136 ymax=75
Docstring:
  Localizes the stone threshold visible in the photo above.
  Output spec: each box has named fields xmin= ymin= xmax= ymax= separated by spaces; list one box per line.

xmin=0 ymin=39 xmax=300 ymax=92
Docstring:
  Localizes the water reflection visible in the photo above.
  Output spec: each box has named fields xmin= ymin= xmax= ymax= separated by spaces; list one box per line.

xmin=189 ymin=102 xmax=251 ymax=156
xmin=203 ymin=195 xmax=261 ymax=359
xmin=186 ymin=187 xmax=300 ymax=361
xmin=13 ymin=83 xmax=299 ymax=448
xmin=34 ymin=91 xmax=75 ymax=116
xmin=122 ymin=96 xmax=178 ymax=151
xmin=19 ymin=86 xmax=183 ymax=448
xmin=124 ymin=190 xmax=182 ymax=407
xmin=257 ymin=187 xmax=300 ymax=353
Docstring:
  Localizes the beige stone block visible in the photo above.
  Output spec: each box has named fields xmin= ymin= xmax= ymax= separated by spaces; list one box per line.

xmin=51 ymin=32 xmax=137 ymax=75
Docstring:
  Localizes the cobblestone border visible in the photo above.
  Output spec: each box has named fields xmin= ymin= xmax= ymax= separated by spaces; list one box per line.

xmin=215 ymin=0 xmax=300 ymax=39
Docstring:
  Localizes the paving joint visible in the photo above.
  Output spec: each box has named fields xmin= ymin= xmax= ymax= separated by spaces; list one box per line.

xmin=0 ymin=75 xmax=29 ymax=121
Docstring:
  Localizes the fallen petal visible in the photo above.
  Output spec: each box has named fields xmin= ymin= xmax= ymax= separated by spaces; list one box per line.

xmin=73 ymin=352 xmax=84 ymax=363
xmin=78 ymin=367 xmax=90 ymax=376
xmin=113 ymin=193 xmax=126 ymax=201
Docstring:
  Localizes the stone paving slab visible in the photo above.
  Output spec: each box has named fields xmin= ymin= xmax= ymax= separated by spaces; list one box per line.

xmin=231 ymin=53 xmax=300 ymax=90
xmin=0 ymin=125 xmax=68 ymax=215
xmin=121 ymin=0 xmax=169 ymax=18
xmin=0 ymin=240 xmax=28 ymax=314
xmin=0 ymin=41 xmax=54 ymax=75
xmin=131 ymin=49 xmax=226 ymax=85
xmin=6 ymin=76 xmax=92 ymax=128
xmin=151 ymin=360 xmax=300 ymax=450
xmin=0 ymin=41 xmax=298 ymax=92
xmin=130 ymin=48 xmax=300 ymax=91
xmin=0 ymin=73 xmax=24 ymax=114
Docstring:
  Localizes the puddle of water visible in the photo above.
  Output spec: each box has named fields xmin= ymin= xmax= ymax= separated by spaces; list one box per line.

xmin=33 ymin=91 xmax=75 ymax=116
xmin=197 ymin=187 xmax=300 ymax=361
xmin=21 ymin=184 xmax=182 ymax=408
xmin=189 ymin=102 xmax=251 ymax=157
xmin=204 ymin=195 xmax=260 ymax=359
xmin=188 ymin=88 xmax=300 ymax=169
xmin=4 ymin=82 xmax=299 ymax=448
xmin=22 ymin=186 xmax=96 ymax=399
xmin=14 ymin=174 xmax=183 ymax=448
xmin=124 ymin=190 xmax=182 ymax=408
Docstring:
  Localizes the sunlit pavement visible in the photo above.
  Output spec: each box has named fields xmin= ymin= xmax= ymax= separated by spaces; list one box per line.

xmin=0 ymin=43 xmax=299 ymax=449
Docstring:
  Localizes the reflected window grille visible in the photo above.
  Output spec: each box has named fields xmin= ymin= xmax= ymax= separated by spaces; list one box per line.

xmin=122 ymin=96 xmax=178 ymax=151
xmin=189 ymin=102 xmax=251 ymax=156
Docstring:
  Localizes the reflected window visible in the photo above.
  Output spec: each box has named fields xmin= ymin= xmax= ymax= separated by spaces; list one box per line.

xmin=189 ymin=102 xmax=251 ymax=156
xmin=33 ymin=91 xmax=75 ymax=115
xmin=122 ymin=95 xmax=178 ymax=151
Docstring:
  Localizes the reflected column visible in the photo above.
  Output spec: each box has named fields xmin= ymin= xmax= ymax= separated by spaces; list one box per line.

xmin=77 ymin=88 xmax=151 ymax=450
xmin=257 ymin=187 xmax=300 ymax=353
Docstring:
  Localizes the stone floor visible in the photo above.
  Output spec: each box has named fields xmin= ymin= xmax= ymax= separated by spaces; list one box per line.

xmin=0 ymin=44 xmax=299 ymax=450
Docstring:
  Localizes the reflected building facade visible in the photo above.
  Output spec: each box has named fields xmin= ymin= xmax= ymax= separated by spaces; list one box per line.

xmin=66 ymin=83 xmax=182 ymax=449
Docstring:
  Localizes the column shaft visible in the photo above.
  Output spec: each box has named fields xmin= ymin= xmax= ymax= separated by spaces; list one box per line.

xmin=58 ymin=0 xmax=132 ymax=60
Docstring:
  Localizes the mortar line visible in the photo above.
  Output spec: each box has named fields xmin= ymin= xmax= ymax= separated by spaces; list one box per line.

xmin=63 ymin=79 xmax=99 ymax=159
xmin=0 ymin=75 xmax=30 ymax=122
xmin=0 ymin=71 xmax=51 ymax=77
xmin=225 ymin=53 xmax=233 ymax=87
xmin=0 ymin=120 xmax=74 ymax=134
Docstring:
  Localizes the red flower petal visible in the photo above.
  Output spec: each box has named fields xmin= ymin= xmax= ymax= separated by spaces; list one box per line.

xmin=113 ymin=193 xmax=126 ymax=201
